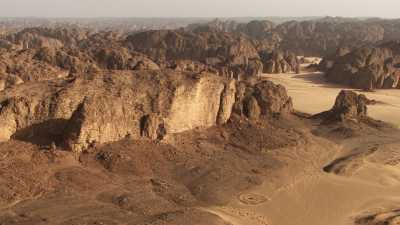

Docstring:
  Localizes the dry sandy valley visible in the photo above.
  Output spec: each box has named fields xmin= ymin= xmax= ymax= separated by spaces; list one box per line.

xmin=264 ymin=72 xmax=400 ymax=128
xmin=199 ymin=71 xmax=400 ymax=225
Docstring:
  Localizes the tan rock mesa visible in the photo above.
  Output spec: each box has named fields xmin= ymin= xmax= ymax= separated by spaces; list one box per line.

xmin=0 ymin=70 xmax=292 ymax=153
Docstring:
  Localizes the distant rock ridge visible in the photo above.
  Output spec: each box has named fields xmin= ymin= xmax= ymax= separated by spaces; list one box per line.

xmin=186 ymin=17 xmax=400 ymax=57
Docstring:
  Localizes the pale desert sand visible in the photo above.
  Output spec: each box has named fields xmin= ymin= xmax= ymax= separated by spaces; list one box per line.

xmin=263 ymin=72 xmax=400 ymax=128
xmin=203 ymin=71 xmax=400 ymax=225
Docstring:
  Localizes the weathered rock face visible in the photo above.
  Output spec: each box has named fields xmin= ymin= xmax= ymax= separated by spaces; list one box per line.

xmin=275 ymin=19 xmax=386 ymax=57
xmin=322 ymin=45 xmax=400 ymax=90
xmin=169 ymin=60 xmax=210 ymax=73
xmin=33 ymin=46 xmax=160 ymax=73
xmin=124 ymin=29 xmax=261 ymax=79
xmin=0 ymin=74 xmax=24 ymax=91
xmin=6 ymin=28 xmax=64 ymax=50
xmin=0 ymin=68 xmax=293 ymax=152
xmin=313 ymin=90 xmax=370 ymax=122
xmin=0 ymin=79 xmax=89 ymax=142
xmin=233 ymin=80 xmax=293 ymax=120
xmin=1 ymin=28 xmax=159 ymax=83
xmin=217 ymin=80 xmax=237 ymax=124
xmin=140 ymin=113 xmax=166 ymax=140
xmin=91 ymin=47 xmax=160 ymax=71
xmin=64 ymin=71 xmax=237 ymax=152
xmin=190 ymin=17 xmax=400 ymax=57
xmin=6 ymin=27 xmax=89 ymax=49
xmin=33 ymin=47 xmax=96 ymax=74
xmin=245 ymin=59 xmax=264 ymax=77
xmin=125 ymin=30 xmax=259 ymax=62
xmin=236 ymin=20 xmax=275 ymax=40
xmin=0 ymin=49 xmax=69 ymax=88
xmin=0 ymin=71 xmax=237 ymax=152
xmin=332 ymin=90 xmax=369 ymax=119
xmin=260 ymin=50 xmax=300 ymax=74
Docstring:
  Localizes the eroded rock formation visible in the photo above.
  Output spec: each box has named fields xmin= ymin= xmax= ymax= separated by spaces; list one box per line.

xmin=313 ymin=90 xmax=371 ymax=122
xmin=233 ymin=80 xmax=293 ymax=120
xmin=0 ymin=68 xmax=294 ymax=153
xmin=260 ymin=50 xmax=300 ymax=74
xmin=322 ymin=44 xmax=400 ymax=90
xmin=0 ymin=71 xmax=232 ymax=152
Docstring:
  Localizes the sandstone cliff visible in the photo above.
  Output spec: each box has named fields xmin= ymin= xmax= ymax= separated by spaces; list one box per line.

xmin=0 ymin=70 xmax=293 ymax=152
xmin=322 ymin=43 xmax=400 ymax=90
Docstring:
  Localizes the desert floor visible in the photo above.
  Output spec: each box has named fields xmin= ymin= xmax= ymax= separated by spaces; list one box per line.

xmin=201 ymin=72 xmax=400 ymax=225
xmin=263 ymin=72 xmax=400 ymax=128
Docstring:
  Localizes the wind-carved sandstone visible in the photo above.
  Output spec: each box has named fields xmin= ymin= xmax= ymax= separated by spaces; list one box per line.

xmin=0 ymin=67 xmax=294 ymax=153
xmin=0 ymin=71 xmax=238 ymax=152
xmin=313 ymin=90 xmax=372 ymax=122
xmin=64 ymin=72 xmax=238 ymax=152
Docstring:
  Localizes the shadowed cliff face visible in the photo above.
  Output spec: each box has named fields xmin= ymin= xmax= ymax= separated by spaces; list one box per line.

xmin=321 ymin=43 xmax=400 ymax=90
xmin=0 ymin=70 xmax=293 ymax=153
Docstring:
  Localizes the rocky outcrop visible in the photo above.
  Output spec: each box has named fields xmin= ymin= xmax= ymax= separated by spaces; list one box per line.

xmin=0 ymin=71 xmax=236 ymax=152
xmin=0 ymin=78 xmax=88 ymax=142
xmin=33 ymin=47 xmax=97 ymax=74
xmin=233 ymin=80 xmax=293 ymax=120
xmin=0 ymin=74 xmax=24 ymax=91
xmin=0 ymin=69 xmax=294 ymax=152
xmin=91 ymin=47 xmax=160 ymax=71
xmin=6 ymin=28 xmax=64 ymax=50
xmin=140 ymin=114 xmax=166 ymax=140
xmin=322 ymin=45 xmax=400 ymax=90
xmin=63 ymin=71 xmax=238 ymax=152
xmin=64 ymin=75 xmax=293 ymax=152
xmin=217 ymin=80 xmax=237 ymax=124
xmin=6 ymin=27 xmax=89 ymax=49
xmin=125 ymin=30 xmax=259 ymax=63
xmin=313 ymin=90 xmax=371 ymax=122
xmin=188 ymin=18 xmax=400 ymax=57
xmin=169 ymin=60 xmax=210 ymax=73
xmin=274 ymin=18 xmax=387 ymax=56
xmin=33 ymin=46 xmax=160 ymax=73
xmin=0 ymin=48 xmax=69 ymax=86
xmin=331 ymin=90 xmax=369 ymax=119
xmin=260 ymin=50 xmax=300 ymax=74
xmin=124 ymin=29 xmax=261 ymax=79
xmin=236 ymin=20 xmax=275 ymax=40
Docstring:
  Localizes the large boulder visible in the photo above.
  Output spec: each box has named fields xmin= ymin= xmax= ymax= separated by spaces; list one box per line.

xmin=332 ymin=90 xmax=369 ymax=119
xmin=233 ymin=80 xmax=293 ymax=120
xmin=313 ymin=90 xmax=370 ymax=122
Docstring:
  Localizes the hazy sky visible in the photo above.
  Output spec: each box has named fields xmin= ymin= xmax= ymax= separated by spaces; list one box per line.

xmin=1 ymin=0 xmax=399 ymax=18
